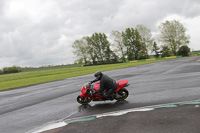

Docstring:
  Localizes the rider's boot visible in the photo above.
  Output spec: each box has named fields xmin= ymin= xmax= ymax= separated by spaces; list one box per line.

xmin=104 ymin=94 xmax=115 ymax=100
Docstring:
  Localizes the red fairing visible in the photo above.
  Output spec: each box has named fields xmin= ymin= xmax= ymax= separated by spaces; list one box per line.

xmin=81 ymin=86 xmax=87 ymax=94
xmin=93 ymin=82 xmax=100 ymax=91
xmin=115 ymin=80 xmax=128 ymax=92
xmin=80 ymin=83 xmax=91 ymax=97
xmin=80 ymin=83 xmax=104 ymax=99
xmin=79 ymin=93 xmax=87 ymax=97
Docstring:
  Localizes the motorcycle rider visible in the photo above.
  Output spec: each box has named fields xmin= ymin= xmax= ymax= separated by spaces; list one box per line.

xmin=90 ymin=71 xmax=118 ymax=100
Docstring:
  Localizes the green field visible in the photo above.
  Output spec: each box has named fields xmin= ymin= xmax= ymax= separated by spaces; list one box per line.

xmin=0 ymin=59 xmax=169 ymax=91
xmin=22 ymin=64 xmax=84 ymax=72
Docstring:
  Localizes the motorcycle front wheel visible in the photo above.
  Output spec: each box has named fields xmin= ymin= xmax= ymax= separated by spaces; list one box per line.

xmin=115 ymin=88 xmax=129 ymax=101
xmin=77 ymin=96 xmax=92 ymax=105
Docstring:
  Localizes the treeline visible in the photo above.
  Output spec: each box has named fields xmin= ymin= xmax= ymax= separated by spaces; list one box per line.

xmin=0 ymin=66 xmax=22 ymax=74
xmin=72 ymin=20 xmax=190 ymax=65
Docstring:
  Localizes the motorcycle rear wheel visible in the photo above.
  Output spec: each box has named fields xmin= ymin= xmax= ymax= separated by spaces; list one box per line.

xmin=77 ymin=96 xmax=92 ymax=105
xmin=115 ymin=88 xmax=129 ymax=101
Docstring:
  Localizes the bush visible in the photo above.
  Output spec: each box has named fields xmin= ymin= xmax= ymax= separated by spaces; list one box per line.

xmin=178 ymin=45 xmax=190 ymax=56
xmin=161 ymin=45 xmax=171 ymax=57
xmin=3 ymin=66 xmax=22 ymax=74
xmin=0 ymin=69 xmax=3 ymax=74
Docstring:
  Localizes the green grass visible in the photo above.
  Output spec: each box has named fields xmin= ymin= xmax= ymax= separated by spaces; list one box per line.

xmin=0 ymin=59 xmax=169 ymax=91
xmin=22 ymin=64 xmax=83 ymax=72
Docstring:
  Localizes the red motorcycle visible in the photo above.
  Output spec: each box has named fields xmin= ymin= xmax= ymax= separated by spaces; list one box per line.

xmin=77 ymin=80 xmax=129 ymax=105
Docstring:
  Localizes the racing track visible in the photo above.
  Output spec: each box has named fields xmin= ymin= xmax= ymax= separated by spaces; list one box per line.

xmin=0 ymin=56 xmax=200 ymax=133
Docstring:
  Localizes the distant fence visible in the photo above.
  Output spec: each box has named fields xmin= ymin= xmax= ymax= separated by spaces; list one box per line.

xmin=82 ymin=54 xmax=199 ymax=67
xmin=83 ymin=61 xmax=123 ymax=67
xmin=129 ymin=56 xmax=182 ymax=63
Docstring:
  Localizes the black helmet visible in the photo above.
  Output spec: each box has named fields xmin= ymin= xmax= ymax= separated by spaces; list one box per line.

xmin=94 ymin=71 xmax=102 ymax=80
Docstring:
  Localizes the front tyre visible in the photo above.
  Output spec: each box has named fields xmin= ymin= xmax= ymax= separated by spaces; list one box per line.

xmin=77 ymin=96 xmax=91 ymax=105
xmin=115 ymin=88 xmax=129 ymax=101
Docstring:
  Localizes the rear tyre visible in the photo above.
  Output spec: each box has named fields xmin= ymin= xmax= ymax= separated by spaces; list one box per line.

xmin=77 ymin=96 xmax=91 ymax=105
xmin=115 ymin=88 xmax=129 ymax=101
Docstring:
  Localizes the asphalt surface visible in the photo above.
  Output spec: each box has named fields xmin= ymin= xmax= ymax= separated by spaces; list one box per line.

xmin=1 ymin=56 xmax=200 ymax=133
xmin=43 ymin=103 xmax=200 ymax=133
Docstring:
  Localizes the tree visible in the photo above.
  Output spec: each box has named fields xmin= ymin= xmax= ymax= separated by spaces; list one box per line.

xmin=158 ymin=20 xmax=190 ymax=55
xmin=74 ymin=58 xmax=84 ymax=64
xmin=90 ymin=33 xmax=105 ymax=62
xmin=177 ymin=45 xmax=190 ymax=56
xmin=122 ymin=28 xmax=142 ymax=60
xmin=85 ymin=36 xmax=97 ymax=64
xmin=153 ymin=42 xmax=160 ymax=58
xmin=110 ymin=30 xmax=126 ymax=62
xmin=3 ymin=66 xmax=22 ymax=74
xmin=104 ymin=45 xmax=116 ymax=63
xmin=0 ymin=69 xmax=3 ymax=74
xmin=136 ymin=24 xmax=154 ymax=59
xmin=161 ymin=45 xmax=171 ymax=57
xmin=88 ymin=33 xmax=116 ymax=64
xmin=72 ymin=37 xmax=89 ymax=65
xmin=138 ymin=44 xmax=148 ymax=59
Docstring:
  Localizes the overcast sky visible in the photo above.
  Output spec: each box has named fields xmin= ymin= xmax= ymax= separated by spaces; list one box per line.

xmin=0 ymin=0 xmax=200 ymax=69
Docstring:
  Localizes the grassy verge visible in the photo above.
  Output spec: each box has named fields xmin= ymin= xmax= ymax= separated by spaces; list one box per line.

xmin=0 ymin=59 xmax=169 ymax=91
xmin=22 ymin=64 xmax=83 ymax=72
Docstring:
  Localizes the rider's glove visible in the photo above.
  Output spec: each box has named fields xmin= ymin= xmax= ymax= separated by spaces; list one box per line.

xmin=88 ymin=82 xmax=92 ymax=86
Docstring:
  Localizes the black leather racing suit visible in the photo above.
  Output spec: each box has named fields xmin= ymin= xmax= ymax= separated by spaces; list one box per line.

xmin=91 ymin=74 xmax=117 ymax=99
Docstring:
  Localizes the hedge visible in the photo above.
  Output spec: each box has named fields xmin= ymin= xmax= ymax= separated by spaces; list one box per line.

xmin=2 ymin=66 xmax=22 ymax=74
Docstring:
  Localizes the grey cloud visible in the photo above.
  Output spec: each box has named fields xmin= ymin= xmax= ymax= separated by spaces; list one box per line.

xmin=102 ymin=0 xmax=200 ymax=32
xmin=0 ymin=0 xmax=200 ymax=68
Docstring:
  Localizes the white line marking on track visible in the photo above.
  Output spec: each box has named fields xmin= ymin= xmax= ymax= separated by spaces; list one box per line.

xmin=97 ymin=108 xmax=153 ymax=118
xmin=31 ymin=121 xmax=67 ymax=133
